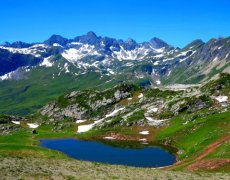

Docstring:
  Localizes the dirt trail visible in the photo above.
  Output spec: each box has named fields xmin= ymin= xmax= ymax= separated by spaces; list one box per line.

xmin=166 ymin=134 xmax=230 ymax=171
xmin=195 ymin=135 xmax=230 ymax=160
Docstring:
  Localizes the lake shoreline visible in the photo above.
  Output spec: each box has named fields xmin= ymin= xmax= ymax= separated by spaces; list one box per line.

xmin=40 ymin=137 xmax=177 ymax=168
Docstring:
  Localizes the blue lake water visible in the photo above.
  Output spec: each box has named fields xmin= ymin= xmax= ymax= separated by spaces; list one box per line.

xmin=40 ymin=138 xmax=176 ymax=167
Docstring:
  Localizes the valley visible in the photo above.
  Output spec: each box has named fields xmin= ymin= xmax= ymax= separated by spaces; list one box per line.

xmin=0 ymin=33 xmax=229 ymax=179
xmin=0 ymin=73 xmax=230 ymax=179
xmin=1 ymin=0 xmax=230 ymax=178
xmin=0 ymin=33 xmax=229 ymax=116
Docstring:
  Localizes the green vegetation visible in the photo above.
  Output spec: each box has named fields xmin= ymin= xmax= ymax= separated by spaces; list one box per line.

xmin=0 ymin=114 xmax=10 ymax=124
xmin=0 ymin=118 xmax=78 ymax=158
xmin=0 ymin=63 xmax=119 ymax=115
xmin=0 ymin=129 xmax=67 ymax=158
xmin=202 ymin=73 xmax=230 ymax=94
xmin=208 ymin=141 xmax=230 ymax=159
xmin=145 ymin=88 xmax=182 ymax=99
xmin=1 ymin=157 xmax=228 ymax=180
xmin=126 ymin=110 xmax=145 ymax=124
xmin=158 ymin=111 xmax=174 ymax=119
xmin=156 ymin=111 xmax=230 ymax=160
xmin=0 ymin=73 xmax=230 ymax=175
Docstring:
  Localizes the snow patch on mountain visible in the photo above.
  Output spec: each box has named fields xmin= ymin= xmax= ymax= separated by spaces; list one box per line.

xmin=0 ymin=67 xmax=31 ymax=81
xmin=156 ymin=80 xmax=161 ymax=85
xmin=64 ymin=63 xmax=70 ymax=73
xmin=0 ymin=44 xmax=48 ymax=57
xmin=40 ymin=56 xmax=53 ymax=67
xmin=215 ymin=96 xmax=228 ymax=103
xmin=53 ymin=43 xmax=63 ymax=47
xmin=112 ymin=46 xmax=150 ymax=60
xmin=62 ymin=44 xmax=100 ymax=62
xmin=0 ymin=72 xmax=12 ymax=80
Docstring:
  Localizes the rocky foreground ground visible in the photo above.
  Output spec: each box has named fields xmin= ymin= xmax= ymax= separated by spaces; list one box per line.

xmin=0 ymin=157 xmax=229 ymax=180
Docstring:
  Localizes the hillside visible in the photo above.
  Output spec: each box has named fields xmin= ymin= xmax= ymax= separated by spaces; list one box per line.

xmin=0 ymin=33 xmax=229 ymax=115
xmin=0 ymin=73 xmax=229 ymax=175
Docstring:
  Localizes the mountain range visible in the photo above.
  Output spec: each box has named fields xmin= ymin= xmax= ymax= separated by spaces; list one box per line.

xmin=0 ymin=32 xmax=230 ymax=175
xmin=0 ymin=32 xmax=229 ymax=115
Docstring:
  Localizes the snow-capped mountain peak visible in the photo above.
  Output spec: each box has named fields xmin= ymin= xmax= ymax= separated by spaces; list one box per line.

xmin=0 ymin=33 xmax=229 ymax=87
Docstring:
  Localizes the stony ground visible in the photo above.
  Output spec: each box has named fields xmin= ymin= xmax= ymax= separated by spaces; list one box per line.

xmin=0 ymin=157 xmax=229 ymax=180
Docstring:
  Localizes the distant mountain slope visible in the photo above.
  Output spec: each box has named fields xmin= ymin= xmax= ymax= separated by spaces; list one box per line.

xmin=0 ymin=32 xmax=229 ymax=115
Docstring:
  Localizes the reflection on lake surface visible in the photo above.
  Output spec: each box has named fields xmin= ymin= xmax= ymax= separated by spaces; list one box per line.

xmin=40 ymin=138 xmax=176 ymax=167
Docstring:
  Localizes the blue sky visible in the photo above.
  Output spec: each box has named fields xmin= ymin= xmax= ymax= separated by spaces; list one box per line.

xmin=0 ymin=0 xmax=229 ymax=47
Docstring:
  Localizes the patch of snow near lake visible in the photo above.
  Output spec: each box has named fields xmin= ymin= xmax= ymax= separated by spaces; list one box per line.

xmin=138 ymin=93 xmax=143 ymax=98
xmin=103 ymin=137 xmax=115 ymax=140
xmin=78 ymin=107 xmax=125 ymax=133
xmin=147 ymin=108 xmax=158 ymax=113
xmin=183 ymin=121 xmax=189 ymax=125
xmin=215 ymin=96 xmax=228 ymax=103
xmin=139 ymin=131 xmax=149 ymax=135
xmin=11 ymin=121 xmax=20 ymax=125
xmin=145 ymin=117 xmax=168 ymax=126
xmin=142 ymin=142 xmax=149 ymax=145
xmin=105 ymin=107 xmax=125 ymax=118
xmin=76 ymin=120 xmax=87 ymax=124
xmin=27 ymin=123 xmax=39 ymax=129
xmin=139 ymin=138 xmax=147 ymax=141
xmin=77 ymin=123 xmax=95 ymax=133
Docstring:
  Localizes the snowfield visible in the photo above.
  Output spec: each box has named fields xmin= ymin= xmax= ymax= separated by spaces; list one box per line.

xmin=11 ymin=121 xmax=20 ymax=125
xmin=40 ymin=56 xmax=53 ymax=67
xmin=105 ymin=107 xmax=125 ymax=118
xmin=215 ymin=96 xmax=228 ymax=103
xmin=77 ymin=107 xmax=125 ymax=133
xmin=27 ymin=123 xmax=39 ymax=129
xmin=76 ymin=120 xmax=87 ymax=124
xmin=61 ymin=45 xmax=100 ymax=62
xmin=139 ymin=130 xmax=149 ymax=135
xmin=0 ymin=44 xmax=48 ymax=57
xmin=147 ymin=108 xmax=158 ymax=113
xmin=138 ymin=93 xmax=143 ymax=98
xmin=11 ymin=121 xmax=40 ymax=129
xmin=77 ymin=123 xmax=95 ymax=133
xmin=0 ymin=72 xmax=13 ymax=80
xmin=103 ymin=137 xmax=115 ymax=140
xmin=145 ymin=116 xmax=169 ymax=126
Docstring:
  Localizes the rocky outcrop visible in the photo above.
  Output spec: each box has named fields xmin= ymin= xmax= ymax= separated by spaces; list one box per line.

xmin=40 ymin=84 xmax=134 ymax=121
xmin=0 ymin=115 xmax=24 ymax=135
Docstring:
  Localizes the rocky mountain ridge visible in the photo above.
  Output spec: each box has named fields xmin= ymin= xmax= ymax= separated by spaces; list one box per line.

xmin=38 ymin=73 xmax=230 ymax=133
xmin=0 ymin=32 xmax=229 ymax=85
xmin=0 ymin=32 xmax=229 ymax=115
